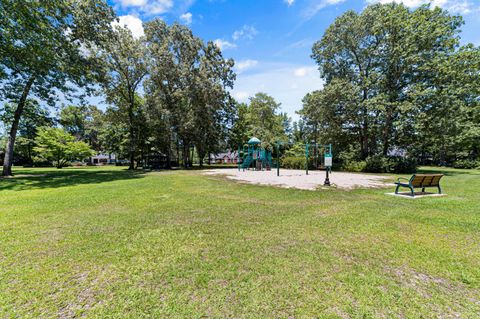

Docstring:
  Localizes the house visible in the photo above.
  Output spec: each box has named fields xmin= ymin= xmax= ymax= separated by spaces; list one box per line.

xmin=89 ymin=153 xmax=116 ymax=165
xmin=209 ymin=151 xmax=240 ymax=164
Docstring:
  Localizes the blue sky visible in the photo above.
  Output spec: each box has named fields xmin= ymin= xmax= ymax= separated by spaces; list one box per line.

xmin=110 ymin=0 xmax=480 ymax=120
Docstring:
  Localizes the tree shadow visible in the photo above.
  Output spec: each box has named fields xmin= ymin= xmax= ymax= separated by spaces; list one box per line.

xmin=418 ymin=167 xmax=479 ymax=176
xmin=0 ymin=168 xmax=147 ymax=191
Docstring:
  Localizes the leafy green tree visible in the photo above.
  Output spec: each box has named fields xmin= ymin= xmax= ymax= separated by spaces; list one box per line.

xmin=59 ymin=105 xmax=105 ymax=152
xmin=246 ymin=93 xmax=288 ymax=148
xmin=97 ymin=25 xmax=148 ymax=169
xmin=34 ymin=127 xmax=94 ymax=168
xmin=306 ymin=3 xmax=478 ymax=165
xmin=1 ymin=99 xmax=53 ymax=164
xmin=0 ymin=0 xmax=115 ymax=176
xmin=228 ymin=102 xmax=250 ymax=149
xmin=145 ymin=20 xmax=235 ymax=167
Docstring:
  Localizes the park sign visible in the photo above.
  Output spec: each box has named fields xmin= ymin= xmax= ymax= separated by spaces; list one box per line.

xmin=325 ymin=154 xmax=332 ymax=167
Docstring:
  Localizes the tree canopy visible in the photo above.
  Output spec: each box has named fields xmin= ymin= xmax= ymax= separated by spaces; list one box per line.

xmin=300 ymin=3 xmax=480 ymax=167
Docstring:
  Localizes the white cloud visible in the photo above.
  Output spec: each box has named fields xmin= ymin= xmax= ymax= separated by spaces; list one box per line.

xmin=232 ymin=63 xmax=324 ymax=120
xmin=285 ymin=0 xmax=295 ymax=6
xmin=118 ymin=0 xmax=147 ymax=6
xmin=232 ymin=25 xmax=258 ymax=41
xmin=114 ymin=0 xmax=173 ymax=15
xmin=112 ymin=15 xmax=145 ymax=38
xmin=180 ymin=12 xmax=193 ymax=24
xmin=233 ymin=91 xmax=250 ymax=102
xmin=366 ymin=0 xmax=479 ymax=14
xmin=303 ymin=0 xmax=346 ymax=20
xmin=293 ymin=66 xmax=317 ymax=77
xmin=214 ymin=39 xmax=237 ymax=50
xmin=235 ymin=59 xmax=258 ymax=72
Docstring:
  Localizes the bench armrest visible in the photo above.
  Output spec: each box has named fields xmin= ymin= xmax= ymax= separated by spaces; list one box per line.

xmin=396 ymin=177 xmax=410 ymax=183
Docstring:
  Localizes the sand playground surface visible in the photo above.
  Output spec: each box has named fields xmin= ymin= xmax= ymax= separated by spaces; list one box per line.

xmin=204 ymin=168 xmax=390 ymax=190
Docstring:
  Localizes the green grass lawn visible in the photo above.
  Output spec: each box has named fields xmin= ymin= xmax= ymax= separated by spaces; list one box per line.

xmin=1 ymin=166 xmax=479 ymax=318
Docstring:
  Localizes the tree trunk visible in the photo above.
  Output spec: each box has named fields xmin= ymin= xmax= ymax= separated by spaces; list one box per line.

xmin=128 ymin=100 xmax=135 ymax=170
xmin=2 ymin=76 xmax=35 ymax=176
xmin=183 ymin=143 xmax=188 ymax=169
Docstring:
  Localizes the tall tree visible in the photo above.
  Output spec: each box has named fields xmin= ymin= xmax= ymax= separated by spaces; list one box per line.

xmin=246 ymin=93 xmax=288 ymax=148
xmin=59 ymin=105 xmax=105 ymax=152
xmin=0 ymin=99 xmax=53 ymax=164
xmin=145 ymin=20 xmax=235 ymax=167
xmin=306 ymin=3 xmax=477 ymax=164
xmin=97 ymin=26 xmax=148 ymax=169
xmin=0 ymin=0 xmax=114 ymax=176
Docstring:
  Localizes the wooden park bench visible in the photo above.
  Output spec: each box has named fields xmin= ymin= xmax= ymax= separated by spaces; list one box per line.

xmin=394 ymin=174 xmax=444 ymax=197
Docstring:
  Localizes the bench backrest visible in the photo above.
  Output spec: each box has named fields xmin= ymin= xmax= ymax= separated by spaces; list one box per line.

xmin=410 ymin=174 xmax=444 ymax=187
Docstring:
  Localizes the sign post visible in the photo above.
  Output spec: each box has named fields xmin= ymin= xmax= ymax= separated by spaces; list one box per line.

xmin=324 ymin=144 xmax=332 ymax=186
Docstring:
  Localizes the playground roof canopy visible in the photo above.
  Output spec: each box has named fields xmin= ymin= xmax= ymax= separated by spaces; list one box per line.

xmin=247 ymin=137 xmax=261 ymax=145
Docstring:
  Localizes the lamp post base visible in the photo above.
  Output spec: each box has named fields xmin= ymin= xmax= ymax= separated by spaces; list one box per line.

xmin=324 ymin=169 xmax=331 ymax=186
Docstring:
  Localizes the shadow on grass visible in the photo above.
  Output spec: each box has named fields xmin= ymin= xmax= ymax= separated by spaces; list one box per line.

xmin=0 ymin=168 xmax=147 ymax=191
xmin=418 ymin=167 xmax=479 ymax=176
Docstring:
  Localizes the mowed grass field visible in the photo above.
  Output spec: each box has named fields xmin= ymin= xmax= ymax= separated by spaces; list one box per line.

xmin=1 ymin=166 xmax=479 ymax=318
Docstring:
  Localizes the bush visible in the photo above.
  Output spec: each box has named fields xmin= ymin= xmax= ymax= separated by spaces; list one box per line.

xmin=341 ymin=160 xmax=366 ymax=172
xmin=363 ymin=155 xmax=418 ymax=174
xmin=388 ymin=156 xmax=417 ymax=174
xmin=364 ymin=155 xmax=389 ymax=173
xmin=281 ymin=156 xmax=308 ymax=170
xmin=453 ymin=159 xmax=480 ymax=169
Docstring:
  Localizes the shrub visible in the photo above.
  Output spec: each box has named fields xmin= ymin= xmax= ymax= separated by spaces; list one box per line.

xmin=363 ymin=155 xmax=418 ymax=173
xmin=338 ymin=147 xmax=367 ymax=172
xmin=281 ymin=156 xmax=308 ymax=170
xmin=453 ymin=159 xmax=480 ymax=169
xmin=341 ymin=160 xmax=366 ymax=172
xmin=388 ymin=156 xmax=417 ymax=174
xmin=364 ymin=155 xmax=389 ymax=173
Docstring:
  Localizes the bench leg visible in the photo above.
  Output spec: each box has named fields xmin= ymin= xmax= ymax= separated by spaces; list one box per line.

xmin=438 ymin=185 xmax=442 ymax=194
xmin=410 ymin=187 xmax=415 ymax=197
xmin=395 ymin=184 xmax=400 ymax=194
xmin=422 ymin=187 xmax=425 ymax=193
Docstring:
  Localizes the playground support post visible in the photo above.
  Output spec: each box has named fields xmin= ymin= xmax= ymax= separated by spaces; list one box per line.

xmin=305 ymin=142 xmax=309 ymax=175
xmin=238 ymin=145 xmax=241 ymax=171
xmin=276 ymin=142 xmax=280 ymax=176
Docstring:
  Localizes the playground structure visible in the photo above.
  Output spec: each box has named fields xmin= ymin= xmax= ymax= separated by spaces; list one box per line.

xmin=239 ymin=137 xmax=273 ymax=171
xmin=238 ymin=137 xmax=333 ymax=185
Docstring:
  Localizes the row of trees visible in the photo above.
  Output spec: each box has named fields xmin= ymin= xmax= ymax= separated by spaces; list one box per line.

xmin=299 ymin=3 xmax=480 ymax=168
xmin=0 ymin=0 xmax=238 ymax=175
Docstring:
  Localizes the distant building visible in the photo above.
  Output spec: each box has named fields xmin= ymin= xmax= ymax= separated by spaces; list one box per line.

xmin=89 ymin=153 xmax=116 ymax=165
xmin=209 ymin=151 xmax=240 ymax=164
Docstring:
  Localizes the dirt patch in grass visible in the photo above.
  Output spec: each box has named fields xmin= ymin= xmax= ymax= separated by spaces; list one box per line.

xmin=204 ymin=169 xmax=389 ymax=190
xmin=385 ymin=265 xmax=480 ymax=316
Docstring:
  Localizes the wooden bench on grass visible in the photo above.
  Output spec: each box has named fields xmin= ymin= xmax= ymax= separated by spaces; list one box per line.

xmin=394 ymin=174 xmax=444 ymax=197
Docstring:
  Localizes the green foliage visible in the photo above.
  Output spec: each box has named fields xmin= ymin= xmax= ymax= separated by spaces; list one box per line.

xmin=59 ymin=105 xmax=105 ymax=151
xmin=281 ymin=156 xmax=308 ymax=170
xmin=364 ymin=155 xmax=389 ymax=173
xmin=284 ymin=142 xmax=305 ymax=157
xmin=303 ymin=2 xmax=480 ymax=166
xmin=453 ymin=159 xmax=480 ymax=169
xmin=363 ymin=155 xmax=417 ymax=173
xmin=229 ymin=93 xmax=289 ymax=150
xmin=144 ymin=19 xmax=236 ymax=167
xmin=1 ymin=99 xmax=53 ymax=164
xmin=34 ymin=127 xmax=94 ymax=168
xmin=341 ymin=160 xmax=367 ymax=173
xmin=0 ymin=0 xmax=115 ymax=175
xmin=389 ymin=156 xmax=417 ymax=174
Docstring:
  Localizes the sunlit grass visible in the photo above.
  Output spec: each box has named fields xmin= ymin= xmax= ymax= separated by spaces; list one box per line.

xmin=1 ymin=166 xmax=479 ymax=317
